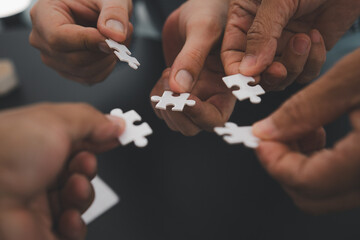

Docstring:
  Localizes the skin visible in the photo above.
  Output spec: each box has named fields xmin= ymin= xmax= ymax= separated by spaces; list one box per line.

xmin=222 ymin=0 xmax=360 ymax=91
xmin=151 ymin=0 xmax=236 ymax=136
xmin=253 ymin=48 xmax=360 ymax=214
xmin=29 ymin=0 xmax=133 ymax=85
xmin=151 ymin=0 xmax=327 ymax=135
xmin=0 ymin=103 xmax=125 ymax=240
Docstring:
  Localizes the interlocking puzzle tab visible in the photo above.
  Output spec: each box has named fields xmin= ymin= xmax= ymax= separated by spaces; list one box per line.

xmin=105 ymin=39 xmax=140 ymax=70
xmin=214 ymin=122 xmax=259 ymax=148
xmin=151 ymin=90 xmax=196 ymax=112
xmin=110 ymin=108 xmax=152 ymax=147
xmin=223 ymin=74 xmax=265 ymax=104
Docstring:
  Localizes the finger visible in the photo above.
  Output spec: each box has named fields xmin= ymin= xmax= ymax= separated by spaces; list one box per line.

xmin=238 ymin=0 xmax=299 ymax=76
xmin=60 ymin=174 xmax=94 ymax=214
xmin=168 ymin=15 xmax=224 ymax=93
xmin=56 ymin=60 xmax=116 ymax=85
xmin=40 ymin=52 xmax=116 ymax=77
xmin=297 ymin=127 xmax=326 ymax=154
xmin=164 ymin=111 xmax=200 ymax=136
xmin=288 ymin=189 xmax=360 ymax=215
xmin=221 ymin=0 xmax=257 ymax=75
xmin=42 ymin=103 xmax=124 ymax=151
xmin=184 ymin=93 xmax=236 ymax=132
xmin=31 ymin=0 xmax=109 ymax=53
xmin=97 ymin=0 xmax=132 ymax=42
xmin=260 ymin=62 xmax=287 ymax=91
xmin=161 ymin=111 xmax=180 ymax=132
xmin=253 ymin=49 xmax=360 ymax=141
xmin=256 ymin=132 xmax=360 ymax=197
xmin=262 ymin=34 xmax=311 ymax=91
xmin=68 ymin=152 xmax=97 ymax=180
xmin=296 ymin=29 xmax=327 ymax=84
xmin=58 ymin=209 xmax=86 ymax=240
xmin=48 ymin=24 xmax=106 ymax=53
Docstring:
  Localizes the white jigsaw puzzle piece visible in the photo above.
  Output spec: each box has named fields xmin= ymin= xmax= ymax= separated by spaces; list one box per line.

xmin=105 ymin=39 xmax=140 ymax=70
xmin=214 ymin=122 xmax=259 ymax=148
xmin=82 ymin=176 xmax=119 ymax=224
xmin=223 ymin=74 xmax=265 ymax=104
xmin=110 ymin=108 xmax=152 ymax=148
xmin=151 ymin=90 xmax=196 ymax=111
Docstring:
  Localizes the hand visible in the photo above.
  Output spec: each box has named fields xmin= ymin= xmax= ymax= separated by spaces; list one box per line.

xmin=151 ymin=0 xmax=236 ymax=136
xmin=0 ymin=103 xmax=124 ymax=239
xmin=222 ymin=0 xmax=359 ymax=91
xmin=29 ymin=0 xmax=133 ymax=84
xmin=252 ymin=48 xmax=360 ymax=214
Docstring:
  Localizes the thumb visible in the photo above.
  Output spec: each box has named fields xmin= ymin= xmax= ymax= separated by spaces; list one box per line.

xmin=253 ymin=48 xmax=360 ymax=141
xmin=168 ymin=19 xmax=223 ymax=93
xmin=239 ymin=0 xmax=298 ymax=76
xmin=52 ymin=103 xmax=125 ymax=152
xmin=97 ymin=0 xmax=132 ymax=42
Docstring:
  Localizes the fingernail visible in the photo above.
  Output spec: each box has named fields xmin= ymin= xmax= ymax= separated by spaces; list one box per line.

xmin=239 ymin=55 xmax=257 ymax=73
xmin=292 ymin=37 xmax=310 ymax=55
xmin=98 ymin=42 xmax=112 ymax=54
xmin=175 ymin=70 xmax=194 ymax=92
xmin=310 ymin=30 xmax=321 ymax=43
xmin=252 ymin=117 xmax=278 ymax=140
xmin=106 ymin=115 xmax=126 ymax=135
xmin=105 ymin=19 xmax=125 ymax=34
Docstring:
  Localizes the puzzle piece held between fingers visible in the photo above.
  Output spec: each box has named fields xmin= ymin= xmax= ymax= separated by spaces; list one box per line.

xmin=151 ymin=90 xmax=196 ymax=111
xmin=105 ymin=39 xmax=140 ymax=70
xmin=214 ymin=122 xmax=259 ymax=148
xmin=223 ymin=74 xmax=265 ymax=104
xmin=110 ymin=108 xmax=152 ymax=147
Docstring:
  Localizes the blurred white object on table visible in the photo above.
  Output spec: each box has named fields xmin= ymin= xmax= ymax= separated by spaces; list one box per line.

xmin=0 ymin=0 xmax=32 ymax=18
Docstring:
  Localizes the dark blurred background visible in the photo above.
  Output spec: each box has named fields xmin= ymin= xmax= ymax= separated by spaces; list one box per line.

xmin=1 ymin=1 xmax=360 ymax=239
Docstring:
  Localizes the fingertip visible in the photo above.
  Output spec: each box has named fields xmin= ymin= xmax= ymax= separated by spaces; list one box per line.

xmin=252 ymin=117 xmax=279 ymax=140
xmin=169 ymin=69 xmax=194 ymax=93
xmin=239 ymin=54 xmax=257 ymax=75
xmin=106 ymin=115 xmax=126 ymax=137
xmin=97 ymin=2 xmax=130 ymax=42
xmin=291 ymin=34 xmax=311 ymax=56
xmin=310 ymin=29 xmax=322 ymax=44
xmin=58 ymin=209 xmax=87 ymax=239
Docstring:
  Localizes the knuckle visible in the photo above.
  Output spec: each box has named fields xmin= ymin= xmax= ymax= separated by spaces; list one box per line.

xmin=186 ymin=47 xmax=206 ymax=70
xmin=46 ymin=34 xmax=60 ymax=49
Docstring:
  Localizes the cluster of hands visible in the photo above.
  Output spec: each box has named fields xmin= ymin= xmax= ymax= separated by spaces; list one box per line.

xmin=0 ymin=0 xmax=360 ymax=239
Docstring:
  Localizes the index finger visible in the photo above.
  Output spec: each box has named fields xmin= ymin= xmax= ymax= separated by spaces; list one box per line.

xmin=31 ymin=0 xmax=105 ymax=52
xmin=256 ymin=132 xmax=360 ymax=197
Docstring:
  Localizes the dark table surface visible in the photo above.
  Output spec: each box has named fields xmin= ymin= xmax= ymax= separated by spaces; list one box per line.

xmin=1 ymin=29 xmax=360 ymax=240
